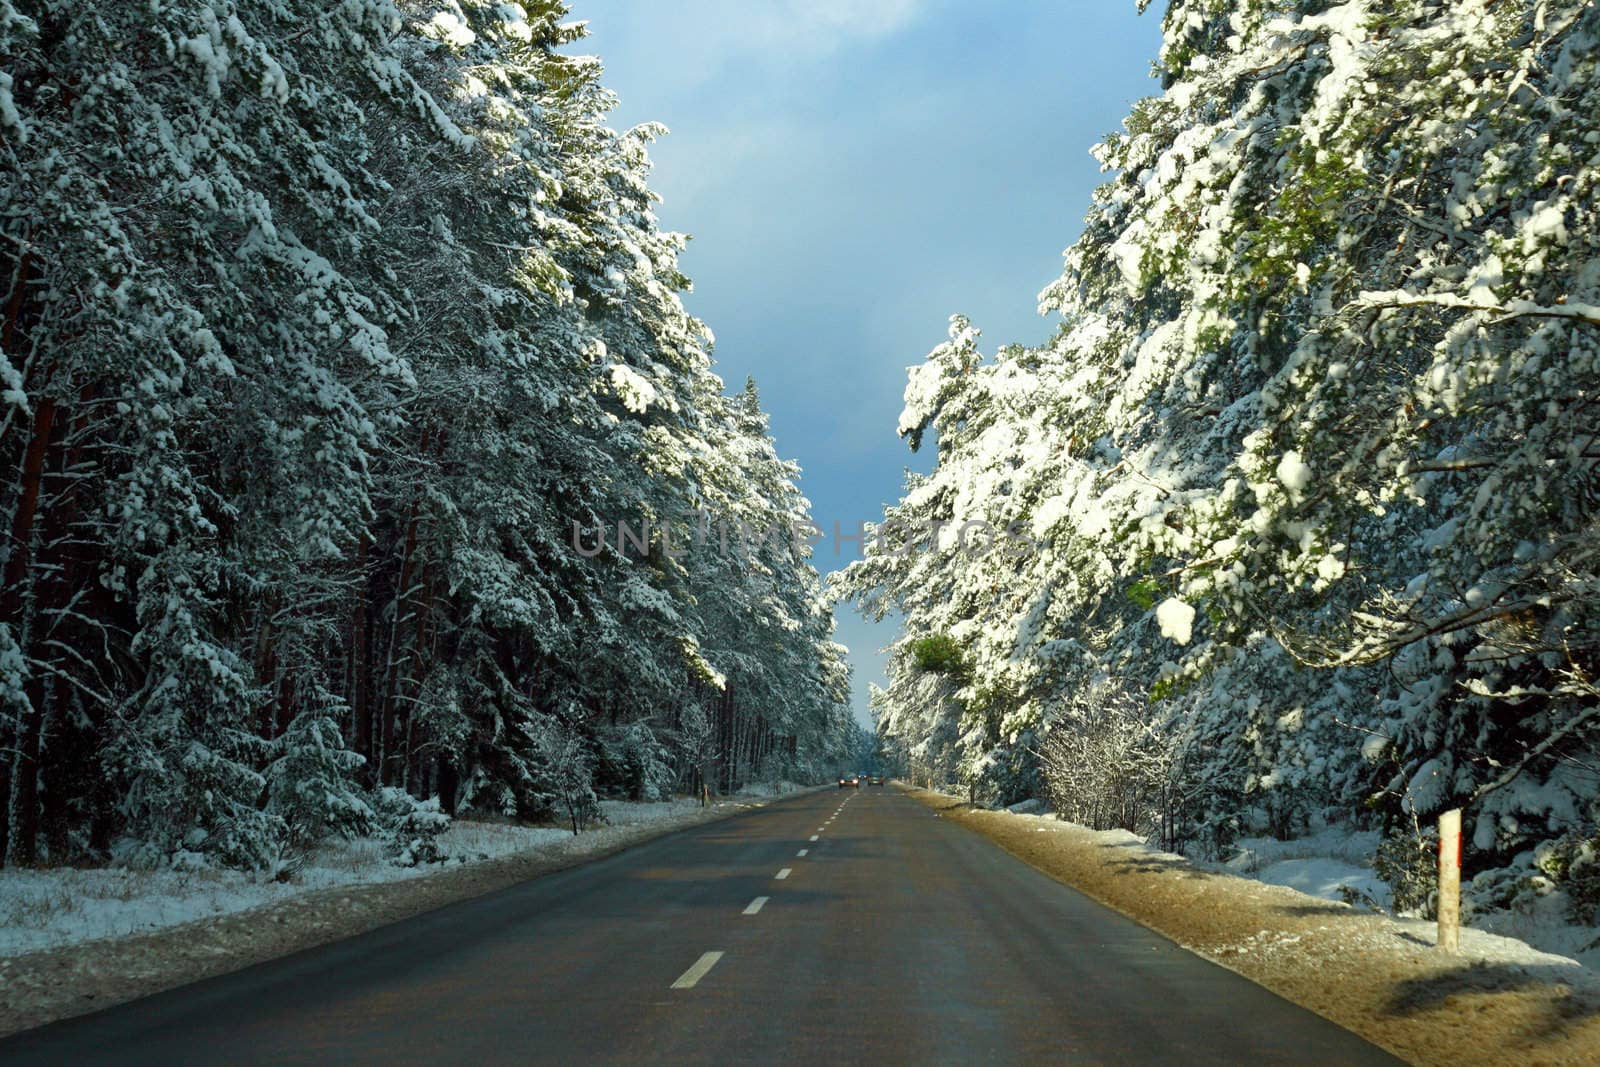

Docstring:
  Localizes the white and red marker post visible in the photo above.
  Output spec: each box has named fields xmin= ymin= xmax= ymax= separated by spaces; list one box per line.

xmin=1437 ymin=808 xmax=1462 ymax=954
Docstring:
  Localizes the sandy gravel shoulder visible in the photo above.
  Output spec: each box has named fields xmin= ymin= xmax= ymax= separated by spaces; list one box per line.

xmin=905 ymin=786 xmax=1600 ymax=1067
xmin=0 ymin=790 xmax=816 ymax=1038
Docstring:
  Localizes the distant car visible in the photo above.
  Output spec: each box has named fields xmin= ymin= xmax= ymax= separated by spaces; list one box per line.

xmin=868 ymin=775 xmax=884 ymax=786
xmin=838 ymin=775 xmax=859 ymax=788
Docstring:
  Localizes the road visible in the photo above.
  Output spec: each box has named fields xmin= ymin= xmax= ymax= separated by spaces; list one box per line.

xmin=0 ymin=786 xmax=1400 ymax=1065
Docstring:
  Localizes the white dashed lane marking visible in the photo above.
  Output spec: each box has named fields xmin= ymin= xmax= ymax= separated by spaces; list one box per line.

xmin=775 ymin=868 xmax=791 ymax=880
xmin=797 ymin=849 xmax=808 ymax=857
xmin=809 ymin=835 xmax=819 ymax=841
xmin=671 ymin=952 xmax=724 ymax=989
xmin=743 ymin=897 xmax=768 ymax=915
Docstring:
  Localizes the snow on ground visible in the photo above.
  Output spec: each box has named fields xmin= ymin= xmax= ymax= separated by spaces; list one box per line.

xmin=1470 ymin=890 xmax=1600 ymax=973
xmin=1253 ymin=857 xmax=1390 ymax=909
xmin=1220 ymin=825 xmax=1600 ymax=971
xmin=1221 ymin=827 xmax=1393 ymax=912
xmin=0 ymin=790 xmax=798 ymax=959
xmin=1011 ymin=810 xmax=1600 ymax=973
xmin=725 ymin=779 xmax=806 ymax=798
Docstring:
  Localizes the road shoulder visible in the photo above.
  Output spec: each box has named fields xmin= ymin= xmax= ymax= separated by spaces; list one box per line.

xmin=901 ymin=786 xmax=1600 ymax=1067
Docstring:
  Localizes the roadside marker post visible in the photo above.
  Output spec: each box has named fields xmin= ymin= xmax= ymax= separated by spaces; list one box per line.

xmin=1438 ymin=808 xmax=1462 ymax=954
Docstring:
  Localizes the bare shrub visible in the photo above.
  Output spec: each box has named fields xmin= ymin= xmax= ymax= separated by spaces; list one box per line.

xmin=1037 ymin=683 xmax=1183 ymax=847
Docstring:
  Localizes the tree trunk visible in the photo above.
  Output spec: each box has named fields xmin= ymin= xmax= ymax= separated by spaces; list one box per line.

xmin=403 ymin=562 xmax=439 ymax=793
xmin=2 ymin=249 xmax=31 ymax=357
xmin=6 ymin=675 xmax=44 ymax=866
xmin=719 ymin=686 xmax=733 ymax=794
xmin=0 ymin=758 xmax=8 ymax=865
xmin=254 ymin=611 xmax=277 ymax=740
xmin=379 ymin=500 xmax=421 ymax=788
xmin=436 ymin=757 xmax=458 ymax=816
xmin=351 ymin=536 xmax=373 ymax=783
xmin=39 ymin=680 xmax=71 ymax=863
xmin=2 ymin=388 xmax=57 ymax=868
xmin=3 ymin=396 xmax=57 ymax=600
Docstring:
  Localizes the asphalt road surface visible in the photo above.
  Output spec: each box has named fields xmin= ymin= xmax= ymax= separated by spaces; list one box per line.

xmin=1 ymin=786 xmax=1401 ymax=1065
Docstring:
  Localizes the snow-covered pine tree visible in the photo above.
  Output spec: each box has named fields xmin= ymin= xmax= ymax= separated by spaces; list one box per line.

xmin=2 ymin=0 xmax=428 ymax=866
xmin=846 ymin=1 xmax=1600 ymax=901
xmin=2 ymin=0 xmax=855 ymax=868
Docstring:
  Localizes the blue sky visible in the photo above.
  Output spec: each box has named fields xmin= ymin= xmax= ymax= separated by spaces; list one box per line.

xmin=576 ymin=1 xmax=1164 ymax=726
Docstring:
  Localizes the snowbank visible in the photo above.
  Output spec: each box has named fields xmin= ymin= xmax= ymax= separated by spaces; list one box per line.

xmin=1221 ymin=827 xmax=1393 ymax=913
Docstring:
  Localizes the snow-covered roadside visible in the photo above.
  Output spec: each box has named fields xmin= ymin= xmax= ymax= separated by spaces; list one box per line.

xmin=0 ymin=786 xmax=814 ymax=1037
xmin=1214 ymin=825 xmax=1600 ymax=973
xmin=914 ymin=787 xmax=1600 ymax=1067
xmin=1218 ymin=826 xmax=1391 ymax=909
xmin=0 ymin=794 xmax=778 ymax=959
xmin=1000 ymin=799 xmax=1600 ymax=975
